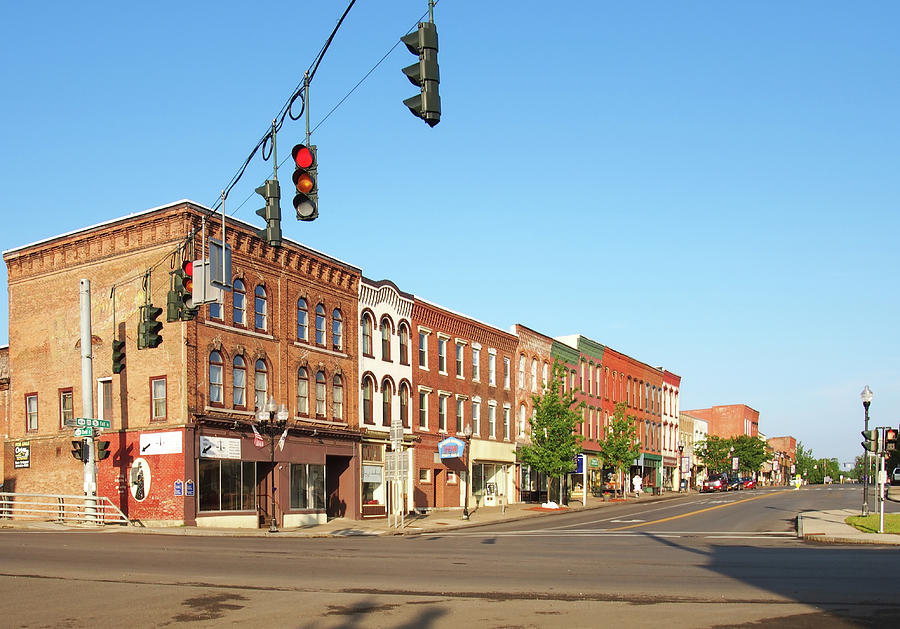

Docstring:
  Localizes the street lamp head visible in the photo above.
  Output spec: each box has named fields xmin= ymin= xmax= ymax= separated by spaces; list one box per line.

xmin=277 ymin=403 xmax=290 ymax=424
xmin=860 ymin=385 xmax=873 ymax=406
xmin=266 ymin=397 xmax=278 ymax=414
xmin=255 ymin=405 xmax=269 ymax=423
xmin=464 ymin=424 xmax=473 ymax=438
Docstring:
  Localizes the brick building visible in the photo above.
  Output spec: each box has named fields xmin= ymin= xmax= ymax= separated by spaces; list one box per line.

xmin=411 ymin=297 xmax=517 ymax=511
xmin=683 ymin=404 xmax=759 ymax=439
xmin=2 ymin=201 xmax=363 ymax=527
xmin=661 ymin=369 xmax=682 ymax=490
xmin=511 ymin=324 xmax=554 ymax=502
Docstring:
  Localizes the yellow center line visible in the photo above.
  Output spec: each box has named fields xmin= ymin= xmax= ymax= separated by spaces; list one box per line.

xmin=607 ymin=489 xmax=796 ymax=531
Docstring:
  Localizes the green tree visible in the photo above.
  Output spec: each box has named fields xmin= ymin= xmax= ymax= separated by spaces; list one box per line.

xmin=794 ymin=441 xmax=816 ymax=480
xmin=596 ymin=402 xmax=641 ymax=499
xmin=518 ymin=361 xmax=584 ymax=504
xmin=695 ymin=435 xmax=734 ymax=474
xmin=731 ymin=435 xmax=769 ymax=476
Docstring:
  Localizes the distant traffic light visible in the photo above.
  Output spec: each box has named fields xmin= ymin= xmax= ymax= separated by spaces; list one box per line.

xmin=291 ymin=144 xmax=318 ymax=222
xmin=96 ymin=440 xmax=111 ymax=461
xmin=862 ymin=429 xmax=879 ymax=453
xmin=255 ymin=179 xmax=282 ymax=246
xmin=138 ymin=304 xmax=163 ymax=349
xmin=401 ymin=21 xmax=441 ymax=127
xmin=885 ymin=429 xmax=897 ymax=452
xmin=71 ymin=439 xmax=85 ymax=462
xmin=112 ymin=338 xmax=126 ymax=374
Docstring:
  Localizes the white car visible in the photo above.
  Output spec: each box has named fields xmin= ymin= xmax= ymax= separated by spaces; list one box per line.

xmin=892 ymin=467 xmax=900 ymax=486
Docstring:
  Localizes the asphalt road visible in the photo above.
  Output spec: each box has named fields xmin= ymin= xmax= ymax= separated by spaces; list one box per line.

xmin=1 ymin=485 xmax=897 ymax=628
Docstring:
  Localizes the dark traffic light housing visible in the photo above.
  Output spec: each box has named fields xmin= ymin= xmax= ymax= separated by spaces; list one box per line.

xmin=885 ymin=428 xmax=897 ymax=452
xmin=138 ymin=304 xmax=163 ymax=349
xmin=167 ymin=260 xmax=198 ymax=322
xmin=862 ymin=429 xmax=879 ymax=453
xmin=291 ymin=144 xmax=318 ymax=222
xmin=70 ymin=439 xmax=89 ymax=463
xmin=401 ymin=21 xmax=441 ymax=127
xmin=96 ymin=440 xmax=111 ymax=461
xmin=255 ymin=179 xmax=283 ymax=246
xmin=112 ymin=338 xmax=126 ymax=374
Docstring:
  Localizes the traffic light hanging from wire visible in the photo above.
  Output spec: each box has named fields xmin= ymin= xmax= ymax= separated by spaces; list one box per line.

xmin=255 ymin=179 xmax=282 ymax=247
xmin=112 ymin=337 xmax=126 ymax=374
xmin=291 ymin=144 xmax=318 ymax=221
xmin=138 ymin=304 xmax=163 ymax=349
xmin=401 ymin=21 xmax=441 ymax=127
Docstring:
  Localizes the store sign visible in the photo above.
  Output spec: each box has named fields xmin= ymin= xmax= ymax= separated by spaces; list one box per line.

xmin=362 ymin=464 xmax=383 ymax=483
xmin=199 ymin=436 xmax=241 ymax=459
xmin=140 ymin=431 xmax=183 ymax=456
xmin=437 ymin=436 xmax=465 ymax=459
xmin=14 ymin=441 xmax=30 ymax=469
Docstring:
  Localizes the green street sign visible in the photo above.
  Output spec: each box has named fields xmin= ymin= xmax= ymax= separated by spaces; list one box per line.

xmin=75 ymin=417 xmax=111 ymax=428
xmin=74 ymin=427 xmax=94 ymax=437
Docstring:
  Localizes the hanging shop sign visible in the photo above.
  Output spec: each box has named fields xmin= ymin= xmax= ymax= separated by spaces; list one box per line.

xmin=14 ymin=441 xmax=30 ymax=469
xmin=437 ymin=436 xmax=465 ymax=459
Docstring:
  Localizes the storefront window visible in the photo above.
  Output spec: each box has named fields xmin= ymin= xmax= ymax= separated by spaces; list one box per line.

xmin=362 ymin=464 xmax=384 ymax=505
xmin=198 ymin=459 xmax=256 ymax=512
xmin=290 ymin=463 xmax=326 ymax=510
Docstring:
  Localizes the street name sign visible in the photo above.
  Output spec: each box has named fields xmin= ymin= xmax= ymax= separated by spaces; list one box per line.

xmin=75 ymin=417 xmax=111 ymax=428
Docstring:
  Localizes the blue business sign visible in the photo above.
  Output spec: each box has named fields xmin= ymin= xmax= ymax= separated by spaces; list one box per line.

xmin=438 ymin=437 xmax=465 ymax=459
xmin=574 ymin=453 xmax=584 ymax=474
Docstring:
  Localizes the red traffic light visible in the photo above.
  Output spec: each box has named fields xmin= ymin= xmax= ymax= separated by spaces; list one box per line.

xmin=181 ymin=260 xmax=194 ymax=293
xmin=292 ymin=144 xmax=314 ymax=169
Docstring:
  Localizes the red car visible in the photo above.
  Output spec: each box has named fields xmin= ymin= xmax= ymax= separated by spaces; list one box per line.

xmin=741 ymin=478 xmax=757 ymax=490
xmin=701 ymin=474 xmax=729 ymax=492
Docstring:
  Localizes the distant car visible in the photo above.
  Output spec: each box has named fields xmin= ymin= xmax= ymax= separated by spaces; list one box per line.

xmin=892 ymin=467 xmax=900 ymax=486
xmin=741 ymin=478 xmax=757 ymax=490
xmin=702 ymin=474 xmax=729 ymax=492
xmin=727 ymin=476 xmax=742 ymax=491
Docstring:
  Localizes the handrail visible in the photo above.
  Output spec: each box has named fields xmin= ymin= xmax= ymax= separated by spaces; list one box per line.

xmin=0 ymin=492 xmax=132 ymax=526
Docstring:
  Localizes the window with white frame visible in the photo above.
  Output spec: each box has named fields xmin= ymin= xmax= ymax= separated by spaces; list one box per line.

xmin=488 ymin=403 xmax=497 ymax=438
xmin=518 ymin=354 xmax=525 ymax=388
xmin=472 ymin=345 xmax=481 ymax=381
xmin=438 ymin=393 xmax=448 ymax=432
xmin=488 ymin=350 xmax=496 ymax=386
xmin=531 ymin=359 xmax=538 ymax=391
xmin=455 ymin=397 xmax=464 ymax=433
xmin=518 ymin=403 xmax=526 ymax=438
xmin=502 ymin=405 xmax=510 ymax=440
xmin=437 ymin=336 xmax=448 ymax=374
xmin=455 ymin=342 xmax=464 ymax=377
xmin=472 ymin=398 xmax=481 ymax=436
xmin=503 ymin=357 xmax=510 ymax=389
xmin=418 ymin=329 xmax=429 ymax=369
xmin=418 ymin=389 xmax=429 ymax=429
xmin=151 ymin=377 xmax=166 ymax=420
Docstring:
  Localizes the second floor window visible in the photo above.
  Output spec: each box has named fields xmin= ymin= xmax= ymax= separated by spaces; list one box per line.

xmin=399 ymin=324 xmax=409 ymax=365
xmin=151 ymin=377 xmax=166 ymax=420
xmin=418 ymin=332 xmax=427 ymax=368
xmin=472 ymin=348 xmax=480 ymax=381
xmin=297 ymin=367 xmax=309 ymax=415
xmin=25 ymin=394 xmax=38 ymax=432
xmin=438 ymin=338 xmax=447 ymax=373
xmin=254 ymin=360 xmax=268 ymax=411
xmin=59 ymin=388 xmax=73 ymax=429
xmin=315 ymin=371 xmax=326 ymax=416
xmin=362 ymin=378 xmax=373 ymax=424
xmin=488 ymin=353 xmax=496 ymax=386
xmin=382 ymin=382 xmax=392 ymax=427
xmin=232 ymin=356 xmax=246 ymax=408
xmin=209 ymin=352 xmax=224 ymax=405
xmin=400 ymin=384 xmax=409 ymax=428
xmin=361 ymin=314 xmax=373 ymax=356
xmin=381 ymin=319 xmax=391 ymax=360
xmin=332 ymin=375 xmax=343 ymax=419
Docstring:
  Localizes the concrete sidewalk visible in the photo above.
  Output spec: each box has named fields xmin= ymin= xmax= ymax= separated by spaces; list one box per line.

xmin=798 ymin=508 xmax=900 ymax=545
xmin=3 ymin=490 xmax=899 ymax=544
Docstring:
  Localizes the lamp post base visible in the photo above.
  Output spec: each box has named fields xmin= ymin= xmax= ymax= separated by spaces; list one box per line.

xmin=269 ymin=517 xmax=279 ymax=533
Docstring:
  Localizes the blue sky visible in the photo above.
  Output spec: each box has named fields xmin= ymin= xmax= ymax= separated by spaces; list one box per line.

xmin=2 ymin=1 xmax=898 ymax=465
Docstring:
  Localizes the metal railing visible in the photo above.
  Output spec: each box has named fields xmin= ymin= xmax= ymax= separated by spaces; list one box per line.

xmin=0 ymin=492 xmax=131 ymax=526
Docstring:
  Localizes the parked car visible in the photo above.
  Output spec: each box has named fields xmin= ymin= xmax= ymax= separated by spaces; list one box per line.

xmin=741 ymin=478 xmax=757 ymax=490
xmin=727 ymin=476 xmax=742 ymax=491
xmin=702 ymin=474 xmax=729 ymax=492
xmin=892 ymin=467 xmax=900 ymax=486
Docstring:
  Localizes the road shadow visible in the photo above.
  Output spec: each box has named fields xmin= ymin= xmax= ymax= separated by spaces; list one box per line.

xmin=304 ymin=597 xmax=446 ymax=629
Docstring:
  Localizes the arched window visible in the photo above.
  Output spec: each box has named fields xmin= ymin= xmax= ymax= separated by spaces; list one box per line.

xmin=254 ymin=285 xmax=267 ymax=331
xmin=233 ymin=279 xmax=246 ymax=326
xmin=361 ymin=314 xmax=373 ymax=356
xmin=297 ymin=367 xmax=309 ymax=415
xmin=382 ymin=379 xmax=393 ymax=427
xmin=518 ymin=355 xmax=525 ymax=388
xmin=332 ymin=374 xmax=343 ymax=419
xmin=315 ymin=371 xmax=326 ymax=416
xmin=380 ymin=318 xmax=391 ymax=361
xmin=518 ymin=403 xmax=526 ymax=437
xmin=399 ymin=383 xmax=409 ymax=428
xmin=362 ymin=377 xmax=373 ymax=424
xmin=398 ymin=323 xmax=409 ymax=365
xmin=209 ymin=351 xmax=223 ymax=405
xmin=297 ymin=298 xmax=308 ymax=341
xmin=530 ymin=359 xmax=538 ymax=391
xmin=332 ymin=309 xmax=342 ymax=350
xmin=254 ymin=360 xmax=267 ymax=411
xmin=315 ymin=304 xmax=326 ymax=346
xmin=543 ymin=362 xmax=549 ymax=388
xmin=232 ymin=355 xmax=246 ymax=408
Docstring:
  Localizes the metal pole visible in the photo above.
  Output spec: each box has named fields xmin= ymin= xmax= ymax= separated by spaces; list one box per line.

xmin=79 ymin=279 xmax=97 ymax=519
xmin=862 ymin=400 xmax=870 ymax=516
xmin=269 ymin=422 xmax=278 ymax=532
xmin=879 ymin=451 xmax=885 ymax=533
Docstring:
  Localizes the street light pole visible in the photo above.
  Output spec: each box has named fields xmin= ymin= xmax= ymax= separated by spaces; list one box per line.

xmin=861 ymin=385 xmax=873 ymax=517
xmin=462 ymin=424 xmax=473 ymax=520
xmin=256 ymin=397 xmax=290 ymax=532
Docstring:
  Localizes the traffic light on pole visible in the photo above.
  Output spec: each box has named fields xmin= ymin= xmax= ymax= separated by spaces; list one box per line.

xmin=112 ymin=338 xmax=126 ymax=374
xmin=401 ymin=21 xmax=441 ymax=127
xmin=861 ymin=429 xmax=879 ymax=453
xmin=885 ymin=428 xmax=897 ymax=452
xmin=255 ymin=179 xmax=282 ymax=247
xmin=179 ymin=260 xmax=197 ymax=321
xmin=138 ymin=304 xmax=163 ymax=349
xmin=291 ymin=144 xmax=318 ymax=222
xmin=96 ymin=440 xmax=111 ymax=461
xmin=71 ymin=440 xmax=84 ymax=462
